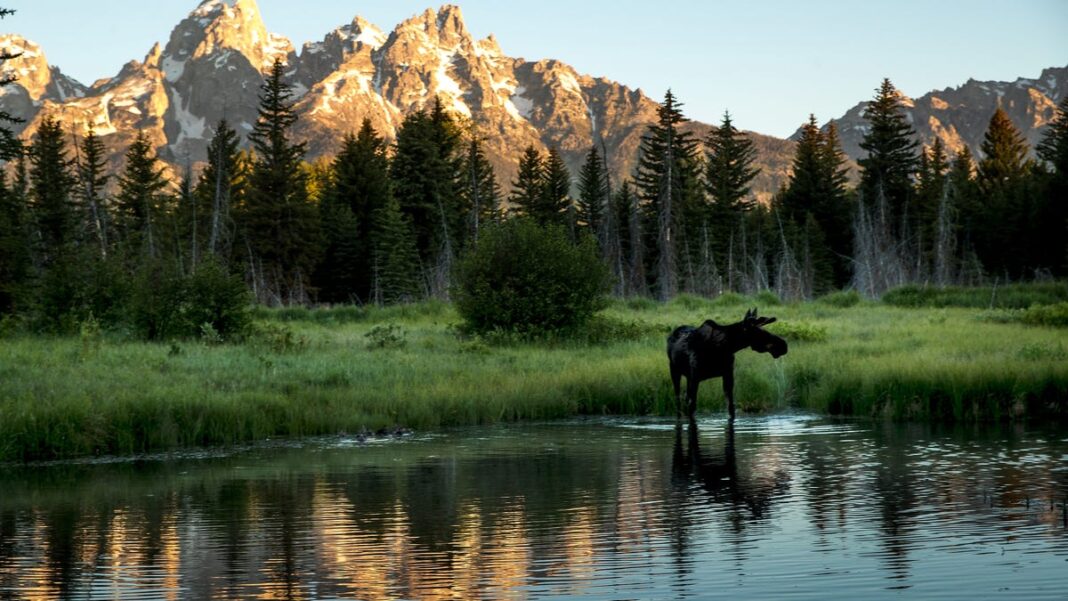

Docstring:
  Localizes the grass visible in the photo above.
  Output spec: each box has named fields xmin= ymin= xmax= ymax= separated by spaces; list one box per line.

xmin=1 ymin=293 xmax=1067 ymax=461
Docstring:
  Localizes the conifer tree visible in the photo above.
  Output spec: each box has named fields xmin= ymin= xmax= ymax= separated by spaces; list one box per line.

xmin=242 ymin=58 xmax=321 ymax=304
xmin=635 ymin=90 xmax=701 ymax=300
xmin=458 ymin=135 xmax=501 ymax=242
xmin=115 ymin=130 xmax=168 ymax=258
xmin=540 ymin=146 xmax=573 ymax=230
xmin=75 ymin=127 xmax=110 ymax=258
xmin=858 ymin=79 xmax=920 ymax=227
xmin=1036 ymin=97 xmax=1068 ymax=274
xmin=617 ymin=180 xmax=647 ymax=297
xmin=704 ymin=111 xmax=759 ymax=252
xmin=0 ymin=8 xmax=22 ymax=161
xmin=370 ymin=194 xmax=422 ymax=304
xmin=30 ymin=116 xmax=79 ymax=264
xmin=391 ymin=99 xmax=464 ymax=293
xmin=914 ymin=137 xmax=949 ymax=274
xmin=195 ymin=119 xmax=243 ymax=260
xmin=577 ymin=145 xmax=608 ymax=239
xmin=317 ymin=119 xmax=392 ymax=303
xmin=510 ymin=145 xmax=544 ymax=218
xmin=974 ymin=108 xmax=1033 ymax=276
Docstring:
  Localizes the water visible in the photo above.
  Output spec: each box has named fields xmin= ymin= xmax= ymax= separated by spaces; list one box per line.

xmin=2 ymin=415 xmax=1067 ymax=600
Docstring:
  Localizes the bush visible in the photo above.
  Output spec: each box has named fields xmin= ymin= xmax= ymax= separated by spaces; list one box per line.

xmin=1020 ymin=302 xmax=1068 ymax=328
xmin=882 ymin=283 xmax=1068 ymax=309
xmin=132 ymin=259 xmax=252 ymax=341
xmin=453 ymin=220 xmax=610 ymax=334
xmin=818 ymin=290 xmax=862 ymax=308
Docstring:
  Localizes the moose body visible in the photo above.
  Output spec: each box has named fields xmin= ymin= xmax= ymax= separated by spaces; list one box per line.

xmin=667 ymin=308 xmax=787 ymax=419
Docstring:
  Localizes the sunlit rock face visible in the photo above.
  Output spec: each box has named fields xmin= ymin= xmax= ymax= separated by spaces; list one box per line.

xmin=4 ymin=1 xmax=1062 ymax=198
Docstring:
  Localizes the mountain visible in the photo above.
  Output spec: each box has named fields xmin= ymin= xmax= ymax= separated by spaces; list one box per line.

xmin=806 ymin=68 xmax=1067 ymax=161
xmin=0 ymin=0 xmax=793 ymax=201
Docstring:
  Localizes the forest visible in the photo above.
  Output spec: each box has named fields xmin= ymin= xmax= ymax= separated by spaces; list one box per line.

xmin=1 ymin=40 xmax=1066 ymax=338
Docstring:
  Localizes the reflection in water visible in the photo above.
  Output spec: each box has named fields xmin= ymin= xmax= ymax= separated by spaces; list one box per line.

xmin=1 ymin=418 xmax=1067 ymax=600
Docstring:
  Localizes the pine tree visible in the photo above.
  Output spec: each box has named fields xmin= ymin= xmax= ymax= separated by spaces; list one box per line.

xmin=370 ymin=194 xmax=422 ymax=304
xmin=75 ymin=127 xmax=110 ymax=259
xmin=635 ymin=90 xmax=701 ymax=300
xmin=974 ymin=108 xmax=1033 ymax=276
xmin=195 ymin=119 xmax=243 ymax=261
xmin=115 ymin=130 xmax=169 ymax=258
xmin=317 ymin=119 xmax=392 ymax=303
xmin=577 ymin=145 xmax=608 ymax=236
xmin=242 ymin=58 xmax=321 ymax=304
xmin=540 ymin=146 xmax=573 ymax=231
xmin=0 ymin=8 xmax=23 ymax=161
xmin=704 ymin=112 xmax=759 ymax=257
xmin=914 ymin=137 xmax=949 ymax=275
xmin=510 ymin=145 xmax=544 ymax=218
xmin=29 ymin=116 xmax=79 ymax=265
xmin=390 ymin=99 xmax=463 ymax=295
xmin=858 ymin=79 xmax=920 ymax=228
xmin=458 ymin=135 xmax=501 ymax=243
xmin=0 ymin=7 xmax=29 ymax=312
xmin=617 ymin=180 xmax=647 ymax=297
xmin=1036 ymin=97 xmax=1068 ymax=275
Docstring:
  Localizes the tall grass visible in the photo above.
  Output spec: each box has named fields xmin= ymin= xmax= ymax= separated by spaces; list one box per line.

xmin=1 ymin=296 xmax=1066 ymax=461
xmin=882 ymin=282 xmax=1068 ymax=309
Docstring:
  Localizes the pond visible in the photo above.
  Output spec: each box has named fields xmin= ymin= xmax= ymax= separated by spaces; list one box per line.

xmin=1 ymin=415 xmax=1067 ymax=599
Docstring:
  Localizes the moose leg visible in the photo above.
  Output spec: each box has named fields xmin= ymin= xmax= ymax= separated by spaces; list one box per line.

xmin=670 ymin=365 xmax=683 ymax=417
xmin=686 ymin=377 xmax=699 ymax=420
xmin=723 ymin=371 xmax=736 ymax=420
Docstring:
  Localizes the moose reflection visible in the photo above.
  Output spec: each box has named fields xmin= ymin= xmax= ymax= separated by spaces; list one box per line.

xmin=672 ymin=422 xmax=791 ymax=522
xmin=667 ymin=308 xmax=788 ymax=419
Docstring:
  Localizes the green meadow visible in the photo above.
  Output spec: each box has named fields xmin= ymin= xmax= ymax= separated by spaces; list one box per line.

xmin=1 ymin=291 xmax=1067 ymax=462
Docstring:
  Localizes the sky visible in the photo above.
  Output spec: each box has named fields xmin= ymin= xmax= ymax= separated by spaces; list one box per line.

xmin=3 ymin=0 xmax=1066 ymax=138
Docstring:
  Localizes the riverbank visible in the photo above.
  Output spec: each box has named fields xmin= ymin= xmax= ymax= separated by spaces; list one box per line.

xmin=2 ymin=295 xmax=1066 ymax=461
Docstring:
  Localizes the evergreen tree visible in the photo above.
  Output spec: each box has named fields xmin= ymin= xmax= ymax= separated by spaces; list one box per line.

xmin=29 ymin=116 xmax=79 ymax=264
xmin=75 ymin=127 xmax=110 ymax=259
xmin=704 ymin=111 xmax=759 ymax=252
xmin=0 ymin=8 xmax=23 ymax=161
xmin=540 ymin=146 xmax=573 ymax=230
xmin=974 ymin=108 xmax=1033 ymax=276
xmin=458 ymin=135 xmax=501 ymax=242
xmin=510 ymin=145 xmax=544 ymax=218
xmin=635 ymin=90 xmax=702 ymax=300
xmin=370 ymin=194 xmax=422 ymax=304
xmin=390 ymin=99 xmax=464 ymax=293
xmin=317 ymin=120 xmax=393 ymax=303
xmin=242 ymin=58 xmax=321 ymax=304
xmin=0 ymin=7 xmax=29 ymax=312
xmin=115 ymin=130 xmax=169 ymax=258
xmin=195 ymin=119 xmax=243 ymax=261
xmin=616 ymin=180 xmax=647 ymax=297
xmin=914 ymin=137 xmax=949 ymax=274
xmin=858 ymin=79 xmax=920 ymax=227
xmin=577 ymin=145 xmax=608 ymax=237
xmin=1036 ymin=97 xmax=1068 ymax=274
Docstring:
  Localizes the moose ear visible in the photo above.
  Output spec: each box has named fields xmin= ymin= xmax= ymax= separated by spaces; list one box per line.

xmin=744 ymin=308 xmax=755 ymax=320
xmin=758 ymin=317 xmax=777 ymax=326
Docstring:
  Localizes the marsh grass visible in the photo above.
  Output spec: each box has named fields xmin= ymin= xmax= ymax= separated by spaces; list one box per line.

xmin=1 ymin=296 xmax=1066 ymax=461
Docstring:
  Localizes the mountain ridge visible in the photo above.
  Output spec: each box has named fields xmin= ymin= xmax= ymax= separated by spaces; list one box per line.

xmin=0 ymin=1 xmax=1063 ymax=201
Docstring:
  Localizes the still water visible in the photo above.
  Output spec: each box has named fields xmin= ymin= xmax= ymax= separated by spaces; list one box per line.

xmin=1 ymin=415 xmax=1067 ymax=600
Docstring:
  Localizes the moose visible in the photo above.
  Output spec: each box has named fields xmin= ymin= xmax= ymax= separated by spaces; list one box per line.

xmin=667 ymin=308 xmax=788 ymax=420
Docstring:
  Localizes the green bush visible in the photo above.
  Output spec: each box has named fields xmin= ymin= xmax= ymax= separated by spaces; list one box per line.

xmin=453 ymin=220 xmax=610 ymax=334
xmin=131 ymin=259 xmax=252 ymax=341
xmin=818 ymin=290 xmax=862 ymax=308
xmin=1020 ymin=302 xmax=1068 ymax=328
xmin=883 ymin=283 xmax=1068 ymax=309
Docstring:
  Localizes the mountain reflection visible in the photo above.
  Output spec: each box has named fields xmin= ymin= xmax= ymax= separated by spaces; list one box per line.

xmin=1 ymin=420 xmax=1066 ymax=600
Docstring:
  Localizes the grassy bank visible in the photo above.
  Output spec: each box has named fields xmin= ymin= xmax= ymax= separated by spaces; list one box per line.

xmin=2 ymin=294 xmax=1067 ymax=461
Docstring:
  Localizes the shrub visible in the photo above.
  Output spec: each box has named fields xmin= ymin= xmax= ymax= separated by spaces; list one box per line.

xmin=818 ymin=290 xmax=862 ymax=308
xmin=453 ymin=220 xmax=610 ymax=334
xmin=365 ymin=324 xmax=406 ymax=350
xmin=1020 ymin=302 xmax=1068 ymax=328
xmin=883 ymin=283 xmax=1068 ymax=309
xmin=131 ymin=259 xmax=252 ymax=341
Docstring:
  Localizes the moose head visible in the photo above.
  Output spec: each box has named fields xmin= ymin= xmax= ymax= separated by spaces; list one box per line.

xmin=741 ymin=308 xmax=788 ymax=359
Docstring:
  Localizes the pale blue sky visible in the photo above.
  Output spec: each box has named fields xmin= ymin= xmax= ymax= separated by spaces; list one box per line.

xmin=3 ymin=0 xmax=1066 ymax=137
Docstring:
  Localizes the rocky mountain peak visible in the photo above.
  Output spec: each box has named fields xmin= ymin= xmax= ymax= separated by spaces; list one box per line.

xmin=0 ymin=34 xmax=85 ymax=103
